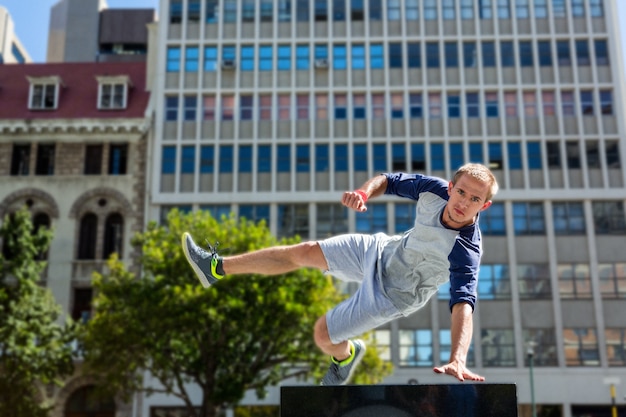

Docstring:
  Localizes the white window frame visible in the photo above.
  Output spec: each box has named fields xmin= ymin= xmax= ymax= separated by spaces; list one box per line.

xmin=27 ymin=76 xmax=63 ymax=110
xmin=96 ymin=75 xmax=131 ymax=110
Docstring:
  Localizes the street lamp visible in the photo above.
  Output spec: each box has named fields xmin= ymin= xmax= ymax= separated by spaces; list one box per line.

xmin=527 ymin=341 xmax=537 ymax=417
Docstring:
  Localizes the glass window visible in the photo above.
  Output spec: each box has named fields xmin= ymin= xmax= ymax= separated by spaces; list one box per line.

xmin=448 ymin=94 xmax=461 ymax=118
xmin=411 ymin=143 xmax=426 ymax=170
xmin=507 ymin=142 xmax=522 ymax=169
xmin=372 ymin=93 xmax=385 ymax=119
xmin=370 ymin=43 xmax=384 ymax=68
xmin=242 ymin=0 xmax=255 ymax=22
xmin=576 ymin=40 xmax=590 ymax=66
xmin=442 ymin=0 xmax=456 ymax=19
xmin=463 ymin=42 xmax=477 ymax=68
xmin=497 ymin=0 xmax=510 ymax=18
xmin=479 ymin=0 xmax=493 ymax=18
xmin=518 ymin=264 xmax=551 ymax=299
xmin=426 ymin=42 xmax=440 ymax=68
xmin=356 ymin=203 xmax=387 ymax=233
xmin=430 ymin=143 xmax=445 ymax=170
xmin=466 ymin=92 xmax=480 ymax=117
xmin=449 ymin=142 xmax=464 ymax=169
xmin=537 ymin=41 xmax=552 ymax=66
xmin=428 ymin=93 xmax=442 ymax=119
xmin=353 ymin=93 xmax=366 ymax=119
xmin=590 ymin=0 xmax=603 ymax=17
xmin=369 ymin=0 xmax=382 ymax=20
xmin=221 ymin=94 xmax=234 ymax=121
xmin=469 ymin=142 xmax=483 ymax=163
xmin=389 ymin=43 xmax=403 ymax=68
xmin=592 ymin=201 xmax=626 ymax=234
xmin=482 ymin=329 xmax=516 ymax=367
xmin=504 ymin=92 xmax=517 ymax=117
xmin=185 ymin=46 xmax=199 ymax=72
xmin=296 ymin=94 xmax=309 ymax=120
xmin=317 ymin=203 xmax=348 ymax=237
xmin=373 ymin=143 xmax=387 ymax=172
xmin=480 ymin=202 xmax=506 ymax=235
xmin=605 ymin=328 xmax=626 ymax=366
xmin=600 ymin=90 xmax=613 ymax=115
xmin=351 ymin=0 xmax=365 ymax=20
xmin=542 ymin=91 xmax=555 ymax=116
xmin=161 ymin=146 xmax=176 ymax=174
xmin=522 ymin=329 xmax=558 ymax=366
xmin=259 ymin=94 xmax=272 ymax=120
xmin=352 ymin=44 xmax=365 ymax=69
xmin=527 ymin=141 xmax=542 ymax=169
xmin=580 ymin=90 xmax=594 ymax=115
xmin=335 ymin=144 xmax=348 ymax=171
xmin=500 ymin=41 xmax=514 ymax=67
xmin=399 ymin=329 xmax=433 ymax=367
xmin=166 ymin=47 xmax=181 ymax=72
xmin=277 ymin=144 xmax=291 ymax=172
xmin=296 ymin=145 xmax=309 ymax=173
xmin=561 ymin=91 xmax=575 ymax=116
xmin=553 ymin=202 xmax=585 ymax=235
xmin=278 ymin=94 xmax=291 ymax=120
xmin=316 ymin=94 xmax=328 ymax=120
xmin=485 ymin=92 xmax=499 ymax=117
xmin=241 ymin=95 xmax=258 ymax=121
xmin=260 ymin=0 xmax=273 ymax=21
xmin=333 ymin=44 xmax=347 ymax=70
xmin=296 ymin=45 xmax=309 ymax=70
xmin=279 ymin=0 xmax=292 ymax=21
xmin=183 ymin=95 xmax=197 ymax=121
xmin=390 ymin=93 xmax=404 ymax=119
xmin=354 ymin=144 xmax=368 ymax=172
xmin=598 ymin=263 xmax=626 ymax=299
xmin=315 ymin=144 xmax=329 ymax=172
xmin=219 ymin=145 xmax=233 ymax=173
xmin=534 ymin=0 xmax=547 ymax=18
xmin=478 ymin=264 xmax=511 ymax=300
xmin=461 ymin=0 xmax=474 ymax=19
xmin=523 ymin=91 xmax=537 ymax=118
xmin=424 ymin=0 xmax=437 ymax=19
xmin=297 ymin=0 xmax=309 ymax=21
xmin=259 ymin=45 xmax=273 ymax=71
xmin=557 ymin=41 xmax=571 ymax=66
xmin=563 ymin=328 xmax=600 ymax=366
xmin=170 ymin=0 xmax=182 ymax=23
xmin=489 ymin=142 xmax=503 ymax=170
xmin=516 ymin=0 xmax=529 ymax=18
xmin=406 ymin=0 xmax=419 ymax=19
xmin=240 ymin=46 xmax=254 ymax=71
xmin=409 ymin=93 xmax=423 ymax=118
xmin=519 ymin=41 xmax=533 ymax=66
xmin=595 ymin=40 xmax=609 ymax=65
xmin=407 ymin=42 xmax=421 ymax=68
xmin=223 ymin=0 xmax=237 ymax=22
xmin=334 ymin=94 xmax=347 ymax=119
xmin=238 ymin=145 xmax=252 ymax=173
xmin=206 ymin=0 xmax=218 ymax=22
xmin=387 ymin=0 xmax=401 ymax=20
xmin=553 ymin=0 xmax=566 ymax=17
xmin=395 ymin=203 xmax=415 ymax=233
xmin=392 ymin=143 xmax=406 ymax=171
xmin=200 ymin=145 xmax=214 ymax=173
xmin=165 ymin=96 xmax=179 ymax=121
xmin=513 ymin=202 xmax=545 ymax=235
xmin=204 ymin=46 xmax=218 ymax=71
xmin=278 ymin=45 xmax=291 ymax=70
xmin=546 ymin=141 xmax=561 ymax=168
xmin=482 ymin=41 xmax=496 ymax=67
xmin=445 ymin=42 xmax=459 ymax=68
xmin=257 ymin=145 xmax=271 ymax=173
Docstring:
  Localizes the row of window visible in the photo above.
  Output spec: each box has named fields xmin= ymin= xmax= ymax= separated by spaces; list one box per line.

xmin=389 ymin=326 xmax=625 ymax=368
xmin=170 ymin=0 xmax=605 ymax=25
xmin=27 ymin=78 xmax=129 ymax=111
xmin=438 ymin=261 xmax=626 ymax=300
xmin=160 ymin=139 xmax=621 ymax=177
xmin=166 ymin=39 xmax=610 ymax=73
xmin=10 ymin=143 xmax=129 ymax=176
xmin=164 ymin=88 xmax=614 ymax=123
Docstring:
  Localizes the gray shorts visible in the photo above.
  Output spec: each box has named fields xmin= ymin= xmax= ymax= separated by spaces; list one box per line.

xmin=318 ymin=233 xmax=403 ymax=344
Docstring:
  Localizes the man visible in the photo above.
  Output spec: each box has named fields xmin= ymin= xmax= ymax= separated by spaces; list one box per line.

xmin=182 ymin=163 xmax=498 ymax=386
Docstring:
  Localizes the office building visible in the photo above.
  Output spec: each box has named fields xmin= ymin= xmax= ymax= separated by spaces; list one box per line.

xmin=0 ymin=6 xmax=31 ymax=64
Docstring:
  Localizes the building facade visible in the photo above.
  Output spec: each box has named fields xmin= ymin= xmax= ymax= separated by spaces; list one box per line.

xmin=0 ymin=61 xmax=151 ymax=417
xmin=47 ymin=0 xmax=156 ymax=63
xmin=146 ymin=0 xmax=626 ymax=416
xmin=0 ymin=6 xmax=31 ymax=64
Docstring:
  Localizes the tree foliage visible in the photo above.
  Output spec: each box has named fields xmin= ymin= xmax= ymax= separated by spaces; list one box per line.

xmin=0 ymin=208 xmax=75 ymax=417
xmin=81 ymin=209 xmax=392 ymax=417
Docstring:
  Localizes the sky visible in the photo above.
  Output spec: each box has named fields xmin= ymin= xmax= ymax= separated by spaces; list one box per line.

xmin=1 ymin=0 xmax=625 ymax=67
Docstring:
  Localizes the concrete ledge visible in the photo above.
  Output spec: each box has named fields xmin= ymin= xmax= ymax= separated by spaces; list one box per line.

xmin=281 ymin=384 xmax=518 ymax=417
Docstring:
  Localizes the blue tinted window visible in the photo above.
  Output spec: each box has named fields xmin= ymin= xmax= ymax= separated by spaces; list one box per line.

xmin=296 ymin=45 xmax=310 ymax=69
xmin=538 ymin=41 xmax=552 ymax=66
xmin=527 ymin=142 xmax=542 ymax=169
xmin=389 ymin=43 xmax=403 ymax=68
xmin=445 ymin=42 xmax=458 ymax=67
xmin=278 ymin=45 xmax=291 ymax=70
xmin=333 ymin=44 xmax=347 ymax=69
xmin=407 ymin=42 xmax=421 ymax=68
xmin=315 ymin=44 xmax=328 ymax=59
xmin=519 ymin=41 xmax=533 ymax=66
xmin=185 ymin=46 xmax=199 ymax=72
xmin=167 ymin=47 xmax=181 ymax=72
xmin=448 ymin=94 xmax=460 ymax=118
xmin=431 ymin=143 xmax=445 ymax=170
xmin=463 ymin=42 xmax=477 ymax=67
xmin=258 ymin=145 xmax=271 ymax=173
xmin=373 ymin=144 xmax=387 ymax=172
xmin=482 ymin=42 xmax=496 ymax=67
xmin=277 ymin=145 xmax=291 ymax=172
xmin=241 ymin=46 xmax=254 ymax=71
xmin=200 ymin=146 xmax=214 ymax=173
xmin=181 ymin=145 xmax=195 ymax=174
xmin=508 ymin=142 xmax=522 ymax=169
xmin=469 ymin=142 xmax=483 ymax=163
xmin=335 ymin=144 xmax=348 ymax=171
xmin=500 ymin=41 xmax=514 ymax=67
xmin=259 ymin=46 xmax=273 ymax=71
xmin=239 ymin=145 xmax=252 ymax=173
xmin=296 ymin=145 xmax=310 ymax=172
xmin=354 ymin=144 xmax=368 ymax=171
xmin=316 ymin=144 xmax=329 ymax=172
xmin=480 ymin=202 xmax=506 ymax=236
xmin=411 ymin=143 xmax=426 ymax=170
xmin=450 ymin=143 xmax=464 ymax=169
xmin=371 ymin=43 xmax=384 ymax=68
xmin=426 ymin=42 xmax=439 ymax=68
xmin=219 ymin=145 xmax=233 ymax=173
xmin=204 ymin=46 xmax=218 ymax=71
xmin=161 ymin=146 xmax=176 ymax=174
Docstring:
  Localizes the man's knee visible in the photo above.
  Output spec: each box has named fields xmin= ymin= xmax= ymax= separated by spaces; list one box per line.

xmin=314 ymin=315 xmax=332 ymax=348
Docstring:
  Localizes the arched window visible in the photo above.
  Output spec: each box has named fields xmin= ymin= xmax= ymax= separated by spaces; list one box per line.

xmin=103 ymin=213 xmax=124 ymax=259
xmin=65 ymin=385 xmax=115 ymax=417
xmin=78 ymin=213 xmax=98 ymax=260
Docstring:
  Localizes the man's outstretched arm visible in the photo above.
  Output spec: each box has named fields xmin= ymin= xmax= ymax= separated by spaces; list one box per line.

xmin=433 ymin=302 xmax=485 ymax=382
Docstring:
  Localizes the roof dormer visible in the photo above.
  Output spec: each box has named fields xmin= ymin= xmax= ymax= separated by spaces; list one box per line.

xmin=27 ymin=75 xmax=64 ymax=110
xmin=96 ymin=75 xmax=132 ymax=110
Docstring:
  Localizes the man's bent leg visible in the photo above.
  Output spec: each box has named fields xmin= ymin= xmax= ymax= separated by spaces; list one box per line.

xmin=314 ymin=315 xmax=351 ymax=360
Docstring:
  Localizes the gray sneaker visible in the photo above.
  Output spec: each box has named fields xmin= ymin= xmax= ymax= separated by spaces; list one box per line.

xmin=320 ymin=339 xmax=366 ymax=386
xmin=181 ymin=232 xmax=224 ymax=288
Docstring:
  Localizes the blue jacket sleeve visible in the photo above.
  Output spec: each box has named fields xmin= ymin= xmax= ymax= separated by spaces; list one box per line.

xmin=384 ymin=172 xmax=449 ymax=201
xmin=448 ymin=236 xmax=481 ymax=312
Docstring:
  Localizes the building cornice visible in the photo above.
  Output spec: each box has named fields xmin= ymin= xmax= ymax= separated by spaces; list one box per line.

xmin=0 ymin=118 xmax=151 ymax=135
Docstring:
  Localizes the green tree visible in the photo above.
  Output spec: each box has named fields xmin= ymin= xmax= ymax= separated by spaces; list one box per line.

xmin=0 ymin=208 xmax=75 ymax=417
xmin=81 ymin=210 xmax=392 ymax=417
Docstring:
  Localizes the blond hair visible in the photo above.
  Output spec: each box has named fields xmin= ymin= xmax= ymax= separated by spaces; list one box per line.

xmin=452 ymin=163 xmax=499 ymax=201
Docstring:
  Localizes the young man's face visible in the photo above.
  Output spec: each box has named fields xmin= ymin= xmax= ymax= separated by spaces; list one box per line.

xmin=444 ymin=174 xmax=493 ymax=229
